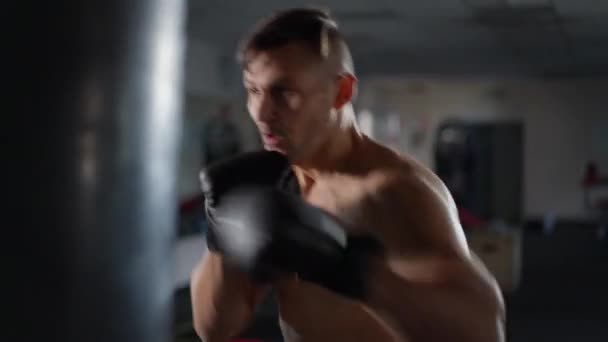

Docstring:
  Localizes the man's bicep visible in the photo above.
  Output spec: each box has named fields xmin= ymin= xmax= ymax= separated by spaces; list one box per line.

xmin=376 ymin=175 xmax=504 ymax=311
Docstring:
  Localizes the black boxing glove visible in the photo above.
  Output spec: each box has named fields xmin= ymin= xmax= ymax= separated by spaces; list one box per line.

xmin=199 ymin=150 xmax=291 ymax=251
xmin=211 ymin=187 xmax=383 ymax=300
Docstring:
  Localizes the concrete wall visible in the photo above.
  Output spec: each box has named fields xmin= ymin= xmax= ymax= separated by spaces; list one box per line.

xmin=184 ymin=39 xmax=224 ymax=98
xmin=179 ymin=39 xmax=225 ymax=198
xmin=178 ymin=39 xmax=260 ymax=199
xmin=357 ymin=78 xmax=608 ymax=220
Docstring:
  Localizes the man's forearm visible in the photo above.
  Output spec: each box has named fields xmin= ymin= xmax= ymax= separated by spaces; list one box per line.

xmin=362 ymin=260 xmax=505 ymax=342
xmin=190 ymin=252 xmax=268 ymax=341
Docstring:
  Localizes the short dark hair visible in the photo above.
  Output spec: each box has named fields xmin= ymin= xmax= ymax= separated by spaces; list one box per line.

xmin=237 ymin=8 xmax=354 ymax=74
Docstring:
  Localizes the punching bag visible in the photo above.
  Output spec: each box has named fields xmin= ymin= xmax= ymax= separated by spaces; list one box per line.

xmin=6 ymin=1 xmax=185 ymax=341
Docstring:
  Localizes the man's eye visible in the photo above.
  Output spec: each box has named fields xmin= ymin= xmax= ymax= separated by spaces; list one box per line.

xmin=247 ymin=88 xmax=260 ymax=94
xmin=282 ymin=90 xmax=297 ymax=97
xmin=278 ymin=89 xmax=299 ymax=100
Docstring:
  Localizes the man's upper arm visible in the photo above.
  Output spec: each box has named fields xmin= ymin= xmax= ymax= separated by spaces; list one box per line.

xmin=372 ymin=170 xmax=504 ymax=310
xmin=371 ymin=171 xmax=469 ymax=262
xmin=359 ymin=170 xmax=505 ymax=341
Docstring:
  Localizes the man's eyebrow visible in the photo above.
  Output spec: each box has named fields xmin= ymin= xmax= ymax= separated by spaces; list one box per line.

xmin=243 ymin=77 xmax=294 ymax=89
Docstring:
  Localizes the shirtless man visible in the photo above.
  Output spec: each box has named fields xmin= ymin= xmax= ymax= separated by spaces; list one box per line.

xmin=190 ymin=8 xmax=505 ymax=342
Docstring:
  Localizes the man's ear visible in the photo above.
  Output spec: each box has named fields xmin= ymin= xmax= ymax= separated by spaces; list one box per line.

xmin=333 ymin=74 xmax=357 ymax=110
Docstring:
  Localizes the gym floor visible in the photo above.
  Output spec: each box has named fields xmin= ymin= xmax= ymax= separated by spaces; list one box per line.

xmin=507 ymin=226 xmax=608 ymax=342
xmin=175 ymin=225 xmax=608 ymax=342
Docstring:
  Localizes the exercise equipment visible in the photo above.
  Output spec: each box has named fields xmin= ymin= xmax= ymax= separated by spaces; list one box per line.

xmin=7 ymin=1 xmax=185 ymax=341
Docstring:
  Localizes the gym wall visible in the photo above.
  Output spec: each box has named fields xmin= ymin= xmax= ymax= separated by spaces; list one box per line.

xmin=179 ymin=38 xmax=260 ymax=199
xmin=358 ymin=78 xmax=608 ymax=221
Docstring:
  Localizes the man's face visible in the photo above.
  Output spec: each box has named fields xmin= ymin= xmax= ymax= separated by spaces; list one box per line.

xmin=243 ymin=43 xmax=338 ymax=159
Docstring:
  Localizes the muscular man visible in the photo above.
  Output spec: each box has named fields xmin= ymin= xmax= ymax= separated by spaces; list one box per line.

xmin=190 ymin=8 xmax=505 ymax=342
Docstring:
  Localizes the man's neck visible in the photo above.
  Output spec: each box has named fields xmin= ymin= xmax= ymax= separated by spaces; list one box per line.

xmin=292 ymin=126 xmax=363 ymax=182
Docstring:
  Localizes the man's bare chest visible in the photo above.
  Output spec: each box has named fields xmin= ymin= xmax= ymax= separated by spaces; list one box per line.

xmin=276 ymin=276 xmax=398 ymax=342
xmin=302 ymin=176 xmax=373 ymax=234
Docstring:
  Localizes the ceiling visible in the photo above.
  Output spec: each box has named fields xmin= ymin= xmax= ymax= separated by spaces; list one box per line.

xmin=187 ymin=0 xmax=608 ymax=77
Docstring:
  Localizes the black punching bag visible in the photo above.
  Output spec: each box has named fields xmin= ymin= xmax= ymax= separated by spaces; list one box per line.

xmin=6 ymin=1 xmax=185 ymax=341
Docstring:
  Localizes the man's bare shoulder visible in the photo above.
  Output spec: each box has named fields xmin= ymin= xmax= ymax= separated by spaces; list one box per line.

xmin=361 ymin=140 xmax=450 ymax=201
xmin=359 ymin=141 xmax=503 ymax=313
xmin=358 ymin=140 xmax=468 ymax=256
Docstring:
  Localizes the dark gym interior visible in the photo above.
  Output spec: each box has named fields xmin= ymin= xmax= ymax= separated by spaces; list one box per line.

xmin=9 ymin=1 xmax=607 ymax=342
